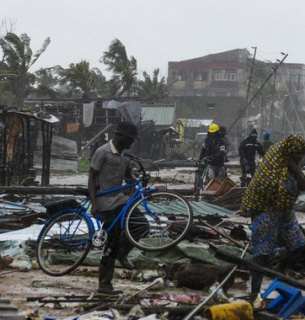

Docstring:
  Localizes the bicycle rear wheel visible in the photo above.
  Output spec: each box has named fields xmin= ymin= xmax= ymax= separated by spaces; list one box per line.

xmin=124 ymin=190 xmax=193 ymax=252
xmin=36 ymin=210 xmax=93 ymax=276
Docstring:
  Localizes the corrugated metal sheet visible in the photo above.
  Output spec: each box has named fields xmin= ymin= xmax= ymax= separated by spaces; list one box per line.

xmin=182 ymin=118 xmax=213 ymax=128
xmin=141 ymin=106 xmax=175 ymax=126
xmin=34 ymin=134 xmax=78 ymax=172
xmin=138 ymin=198 xmax=234 ymax=217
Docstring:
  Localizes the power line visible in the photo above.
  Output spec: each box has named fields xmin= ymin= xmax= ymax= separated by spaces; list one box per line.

xmin=228 ymin=53 xmax=288 ymax=133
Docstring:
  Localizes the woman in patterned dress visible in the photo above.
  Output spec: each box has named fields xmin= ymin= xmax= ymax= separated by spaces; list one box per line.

xmin=240 ymin=134 xmax=305 ymax=297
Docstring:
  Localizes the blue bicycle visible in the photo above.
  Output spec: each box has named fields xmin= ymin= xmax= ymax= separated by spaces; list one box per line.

xmin=36 ymin=156 xmax=193 ymax=276
xmin=194 ymin=159 xmax=210 ymax=202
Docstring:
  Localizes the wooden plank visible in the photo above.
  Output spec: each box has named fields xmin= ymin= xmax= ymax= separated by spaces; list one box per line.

xmin=0 ymin=186 xmax=87 ymax=195
xmin=212 ymin=245 xmax=305 ymax=291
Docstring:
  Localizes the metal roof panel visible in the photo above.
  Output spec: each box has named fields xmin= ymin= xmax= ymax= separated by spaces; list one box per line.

xmin=141 ymin=106 xmax=175 ymax=126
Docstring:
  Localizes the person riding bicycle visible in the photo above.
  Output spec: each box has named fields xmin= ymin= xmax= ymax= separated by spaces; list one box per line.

xmin=88 ymin=120 xmax=147 ymax=295
xmin=238 ymin=128 xmax=264 ymax=186
xmin=198 ymin=123 xmax=227 ymax=181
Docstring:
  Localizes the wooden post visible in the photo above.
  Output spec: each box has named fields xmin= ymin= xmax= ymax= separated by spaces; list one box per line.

xmin=79 ymin=123 xmax=114 ymax=156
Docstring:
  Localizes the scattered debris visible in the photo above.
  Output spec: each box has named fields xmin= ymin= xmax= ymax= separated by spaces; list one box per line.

xmin=1 ymin=168 xmax=305 ymax=319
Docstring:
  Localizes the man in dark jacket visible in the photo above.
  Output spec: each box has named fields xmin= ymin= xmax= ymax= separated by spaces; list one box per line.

xmin=199 ymin=123 xmax=226 ymax=180
xmin=238 ymin=129 xmax=264 ymax=186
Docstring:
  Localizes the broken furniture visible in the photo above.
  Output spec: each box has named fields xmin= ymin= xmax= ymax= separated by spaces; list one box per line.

xmin=202 ymin=177 xmax=237 ymax=197
xmin=261 ymin=278 xmax=305 ymax=319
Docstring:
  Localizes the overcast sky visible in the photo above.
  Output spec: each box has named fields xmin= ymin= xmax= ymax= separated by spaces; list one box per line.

xmin=1 ymin=0 xmax=305 ymax=79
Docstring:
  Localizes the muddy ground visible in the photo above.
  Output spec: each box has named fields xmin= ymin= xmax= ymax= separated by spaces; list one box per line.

xmin=0 ymin=260 xmax=252 ymax=319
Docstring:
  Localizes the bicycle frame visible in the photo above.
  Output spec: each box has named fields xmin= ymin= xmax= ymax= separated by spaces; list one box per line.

xmin=196 ymin=162 xmax=209 ymax=182
xmin=37 ymin=156 xmax=194 ymax=276
xmin=95 ymin=179 xmax=157 ymax=233
xmin=56 ymin=178 xmax=158 ymax=240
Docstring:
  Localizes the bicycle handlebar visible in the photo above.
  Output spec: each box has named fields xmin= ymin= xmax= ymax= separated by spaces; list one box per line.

xmin=125 ymin=153 xmax=145 ymax=172
xmin=124 ymin=153 xmax=159 ymax=188
xmin=196 ymin=157 xmax=211 ymax=166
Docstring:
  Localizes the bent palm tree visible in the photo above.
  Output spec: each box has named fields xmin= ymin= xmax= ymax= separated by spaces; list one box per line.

xmin=100 ymin=38 xmax=137 ymax=97
xmin=35 ymin=67 xmax=62 ymax=99
xmin=0 ymin=32 xmax=50 ymax=107
xmin=58 ymin=60 xmax=106 ymax=99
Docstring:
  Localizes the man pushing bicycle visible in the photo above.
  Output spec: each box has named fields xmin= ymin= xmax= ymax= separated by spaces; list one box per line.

xmin=88 ymin=121 xmax=146 ymax=295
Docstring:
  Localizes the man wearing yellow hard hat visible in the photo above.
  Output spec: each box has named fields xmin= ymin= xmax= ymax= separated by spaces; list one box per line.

xmin=208 ymin=123 xmax=219 ymax=134
xmin=198 ymin=123 xmax=227 ymax=180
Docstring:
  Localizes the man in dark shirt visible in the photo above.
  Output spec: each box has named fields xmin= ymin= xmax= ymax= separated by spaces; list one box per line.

xmin=238 ymin=129 xmax=264 ymax=186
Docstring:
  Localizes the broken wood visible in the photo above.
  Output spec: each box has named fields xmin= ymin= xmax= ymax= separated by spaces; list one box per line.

xmin=119 ymin=278 xmax=164 ymax=305
xmin=198 ymin=217 xmax=251 ymax=253
xmin=27 ymin=294 xmax=116 ymax=304
xmin=93 ymin=303 xmax=201 ymax=317
xmin=0 ymin=186 xmax=87 ymax=195
xmin=183 ymin=242 xmax=250 ymax=320
xmin=79 ymin=124 xmax=114 ymax=156
xmin=212 ymin=245 xmax=305 ymax=291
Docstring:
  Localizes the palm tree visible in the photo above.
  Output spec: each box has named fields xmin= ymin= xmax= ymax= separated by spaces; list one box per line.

xmin=0 ymin=32 xmax=50 ymax=107
xmin=58 ymin=60 xmax=106 ymax=99
xmin=137 ymin=68 xmax=168 ymax=101
xmin=34 ymin=67 xmax=62 ymax=99
xmin=100 ymin=38 xmax=137 ymax=97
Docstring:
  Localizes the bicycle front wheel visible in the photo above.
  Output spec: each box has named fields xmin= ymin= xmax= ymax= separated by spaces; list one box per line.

xmin=36 ymin=210 xmax=93 ymax=276
xmin=124 ymin=190 xmax=193 ymax=252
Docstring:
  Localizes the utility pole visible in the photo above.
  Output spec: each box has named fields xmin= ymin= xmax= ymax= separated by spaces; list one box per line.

xmin=244 ymin=47 xmax=257 ymax=136
xmin=228 ymin=53 xmax=288 ymax=134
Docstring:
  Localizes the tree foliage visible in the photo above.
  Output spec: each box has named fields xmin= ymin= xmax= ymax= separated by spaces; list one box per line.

xmin=137 ymin=68 xmax=168 ymax=101
xmin=34 ymin=67 xmax=61 ymax=99
xmin=0 ymin=32 xmax=50 ymax=107
xmin=100 ymin=38 xmax=137 ymax=97
xmin=0 ymin=32 xmax=167 ymax=104
xmin=57 ymin=60 xmax=106 ymax=99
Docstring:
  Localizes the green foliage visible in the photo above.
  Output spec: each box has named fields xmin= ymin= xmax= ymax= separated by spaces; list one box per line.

xmin=34 ymin=67 xmax=62 ymax=99
xmin=100 ymin=38 xmax=137 ymax=97
xmin=57 ymin=60 xmax=107 ymax=99
xmin=137 ymin=68 xmax=168 ymax=101
xmin=0 ymin=32 xmax=50 ymax=107
xmin=0 ymin=81 xmax=15 ymax=106
xmin=0 ymin=32 xmax=167 ymax=103
xmin=78 ymin=157 xmax=90 ymax=173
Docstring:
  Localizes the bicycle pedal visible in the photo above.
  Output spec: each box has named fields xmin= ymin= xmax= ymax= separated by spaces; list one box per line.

xmin=92 ymin=230 xmax=108 ymax=247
